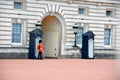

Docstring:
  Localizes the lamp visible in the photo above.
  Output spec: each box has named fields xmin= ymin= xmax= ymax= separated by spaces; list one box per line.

xmin=73 ymin=23 xmax=79 ymax=47
xmin=35 ymin=21 xmax=42 ymax=29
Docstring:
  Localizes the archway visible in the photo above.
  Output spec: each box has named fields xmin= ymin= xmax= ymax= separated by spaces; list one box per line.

xmin=42 ymin=16 xmax=61 ymax=58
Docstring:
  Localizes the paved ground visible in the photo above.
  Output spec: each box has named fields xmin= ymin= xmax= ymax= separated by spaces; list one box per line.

xmin=0 ymin=59 xmax=119 ymax=80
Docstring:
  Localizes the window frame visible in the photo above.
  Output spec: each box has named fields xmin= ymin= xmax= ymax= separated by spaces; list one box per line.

xmin=14 ymin=2 xmax=23 ymax=10
xmin=11 ymin=19 xmax=27 ymax=47
xmin=14 ymin=0 xmax=26 ymax=10
xmin=104 ymin=28 xmax=111 ymax=47
xmin=106 ymin=9 xmax=115 ymax=17
xmin=76 ymin=27 xmax=84 ymax=47
xmin=75 ymin=23 xmax=88 ymax=47
xmin=12 ymin=22 xmax=23 ymax=45
xmin=78 ymin=7 xmax=88 ymax=16
xmin=104 ymin=25 xmax=115 ymax=49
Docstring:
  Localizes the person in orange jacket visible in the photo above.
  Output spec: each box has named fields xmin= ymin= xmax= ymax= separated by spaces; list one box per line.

xmin=37 ymin=40 xmax=44 ymax=59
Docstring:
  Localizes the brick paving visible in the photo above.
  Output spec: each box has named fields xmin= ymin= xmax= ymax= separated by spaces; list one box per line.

xmin=0 ymin=59 xmax=119 ymax=80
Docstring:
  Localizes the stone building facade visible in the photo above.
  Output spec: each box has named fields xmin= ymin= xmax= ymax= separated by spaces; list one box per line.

xmin=0 ymin=0 xmax=120 ymax=59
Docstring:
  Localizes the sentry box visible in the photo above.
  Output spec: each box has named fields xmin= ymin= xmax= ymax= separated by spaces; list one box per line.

xmin=28 ymin=29 xmax=43 ymax=59
xmin=81 ymin=31 xmax=95 ymax=59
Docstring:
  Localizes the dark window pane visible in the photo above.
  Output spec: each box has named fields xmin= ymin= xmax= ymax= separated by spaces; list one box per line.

xmin=78 ymin=8 xmax=85 ymax=15
xmin=76 ymin=27 xmax=84 ymax=45
xmin=106 ymin=11 xmax=112 ymax=17
xmin=12 ymin=23 xmax=22 ymax=43
xmin=104 ymin=29 xmax=111 ymax=45
xmin=14 ymin=2 xmax=22 ymax=9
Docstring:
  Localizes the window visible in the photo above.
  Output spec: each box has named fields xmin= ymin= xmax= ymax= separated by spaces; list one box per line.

xmin=78 ymin=8 xmax=85 ymax=15
xmin=12 ymin=23 xmax=22 ymax=43
xmin=104 ymin=29 xmax=111 ymax=46
xmin=14 ymin=2 xmax=22 ymax=9
xmin=106 ymin=10 xmax=113 ymax=17
xmin=76 ymin=27 xmax=84 ymax=45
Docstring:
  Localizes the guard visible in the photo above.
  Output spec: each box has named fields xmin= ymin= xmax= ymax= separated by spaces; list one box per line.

xmin=37 ymin=40 xmax=44 ymax=59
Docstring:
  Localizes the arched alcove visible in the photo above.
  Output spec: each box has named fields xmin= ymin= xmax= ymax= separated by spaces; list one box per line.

xmin=42 ymin=16 xmax=61 ymax=58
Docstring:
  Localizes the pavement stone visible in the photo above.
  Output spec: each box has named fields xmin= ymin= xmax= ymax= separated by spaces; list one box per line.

xmin=0 ymin=59 xmax=119 ymax=80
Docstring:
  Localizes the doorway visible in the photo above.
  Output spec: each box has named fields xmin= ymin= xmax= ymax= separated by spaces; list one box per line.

xmin=42 ymin=16 xmax=61 ymax=58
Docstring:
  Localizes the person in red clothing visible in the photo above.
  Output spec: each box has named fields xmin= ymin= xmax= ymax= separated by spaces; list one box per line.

xmin=37 ymin=40 xmax=44 ymax=59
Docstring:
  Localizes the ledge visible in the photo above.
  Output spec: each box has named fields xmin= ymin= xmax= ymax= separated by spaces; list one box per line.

xmin=0 ymin=53 xmax=28 ymax=59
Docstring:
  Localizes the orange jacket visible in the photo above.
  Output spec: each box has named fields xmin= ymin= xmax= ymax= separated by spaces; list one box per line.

xmin=37 ymin=43 xmax=44 ymax=52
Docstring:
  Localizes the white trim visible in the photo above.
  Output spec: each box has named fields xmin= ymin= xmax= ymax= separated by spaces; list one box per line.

xmin=22 ymin=20 xmax=27 ymax=47
xmin=88 ymin=39 xmax=94 ymax=58
xmin=78 ymin=7 xmax=88 ymax=16
xmin=14 ymin=0 xmax=26 ymax=10
xmin=35 ymin=37 xmax=41 ymax=58
xmin=11 ymin=19 xmax=25 ymax=47
xmin=11 ymin=23 xmax=23 ymax=45
xmin=106 ymin=9 xmax=116 ymax=17
xmin=104 ymin=25 xmax=112 ymax=48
